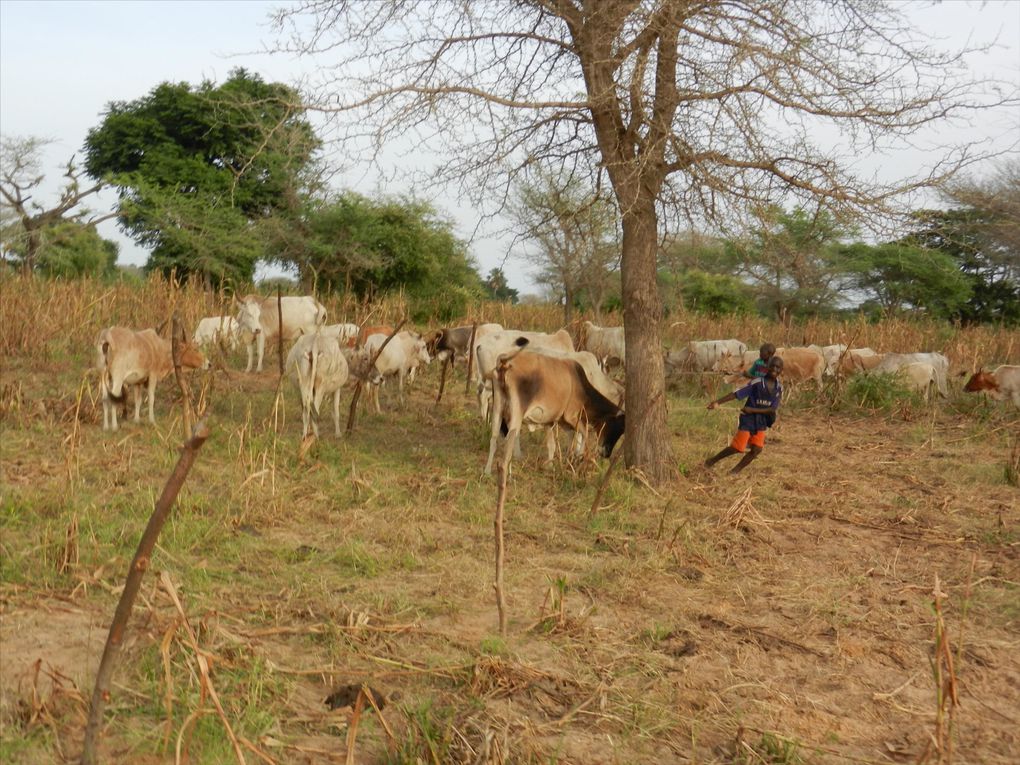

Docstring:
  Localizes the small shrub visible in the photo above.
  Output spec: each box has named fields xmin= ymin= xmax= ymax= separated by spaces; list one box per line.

xmin=842 ymin=372 xmax=920 ymax=411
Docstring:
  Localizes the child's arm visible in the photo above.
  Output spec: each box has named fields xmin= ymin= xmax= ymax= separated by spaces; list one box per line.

xmin=707 ymin=391 xmax=738 ymax=410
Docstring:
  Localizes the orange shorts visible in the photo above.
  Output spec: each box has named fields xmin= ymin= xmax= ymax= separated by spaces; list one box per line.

xmin=731 ymin=430 xmax=766 ymax=452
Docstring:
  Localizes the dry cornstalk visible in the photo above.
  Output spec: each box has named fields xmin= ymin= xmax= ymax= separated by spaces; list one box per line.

xmin=160 ymin=571 xmax=248 ymax=765
xmin=171 ymin=314 xmax=195 ymax=437
xmin=82 ymin=422 xmax=210 ymax=765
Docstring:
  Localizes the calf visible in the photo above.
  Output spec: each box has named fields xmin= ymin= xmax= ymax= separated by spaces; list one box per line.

xmin=364 ymin=331 xmax=432 ymax=413
xmin=964 ymin=365 xmax=1020 ymax=408
xmin=774 ymin=346 xmax=825 ymax=387
xmin=485 ymin=340 xmax=625 ymax=475
xmin=898 ymin=361 xmax=938 ymax=400
xmin=96 ymin=327 xmax=206 ymax=431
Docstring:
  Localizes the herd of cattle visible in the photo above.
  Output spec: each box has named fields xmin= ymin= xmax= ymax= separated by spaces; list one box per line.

xmin=94 ymin=293 xmax=1020 ymax=467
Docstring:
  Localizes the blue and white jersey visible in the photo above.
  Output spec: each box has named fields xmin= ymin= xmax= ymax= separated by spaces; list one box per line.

xmin=734 ymin=377 xmax=782 ymax=433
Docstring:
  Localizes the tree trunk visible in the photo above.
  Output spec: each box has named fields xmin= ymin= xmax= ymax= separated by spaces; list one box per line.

xmin=620 ymin=199 xmax=674 ymax=483
xmin=564 ymin=286 xmax=574 ymax=325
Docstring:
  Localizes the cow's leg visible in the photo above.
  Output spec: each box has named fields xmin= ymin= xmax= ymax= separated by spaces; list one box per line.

xmin=332 ymin=390 xmax=342 ymax=437
xmin=501 ymin=425 xmax=521 ymax=478
xmin=146 ymin=378 xmax=157 ymax=424
xmin=133 ymin=384 xmax=144 ymax=423
xmin=398 ymin=369 xmax=406 ymax=406
xmin=256 ymin=333 xmax=266 ymax=373
xmin=245 ymin=340 xmax=255 ymax=372
xmin=484 ymin=383 xmax=503 ymax=475
xmin=544 ymin=428 xmax=558 ymax=464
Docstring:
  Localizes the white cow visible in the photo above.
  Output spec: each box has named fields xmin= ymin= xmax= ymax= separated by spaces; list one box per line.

xmin=317 ymin=323 xmax=361 ymax=345
xmin=236 ymin=295 xmax=327 ymax=373
xmin=364 ymin=331 xmax=432 ymax=413
xmin=193 ymin=316 xmax=241 ymax=350
xmin=807 ymin=344 xmax=849 ymax=377
xmin=873 ymin=352 xmax=950 ymax=396
xmin=96 ymin=327 xmax=206 ymax=431
xmin=474 ymin=329 xmax=575 ymax=418
xmin=895 ymin=362 xmax=938 ymax=399
xmin=667 ymin=339 xmax=743 ymax=374
xmin=286 ymin=333 xmax=380 ymax=437
xmin=581 ymin=321 xmax=626 ymax=369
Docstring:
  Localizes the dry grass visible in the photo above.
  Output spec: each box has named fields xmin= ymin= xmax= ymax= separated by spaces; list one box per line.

xmin=1 ymin=273 xmax=1019 ymax=764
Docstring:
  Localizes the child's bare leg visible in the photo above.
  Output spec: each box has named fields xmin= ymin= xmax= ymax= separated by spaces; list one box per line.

xmin=730 ymin=445 xmax=762 ymax=474
xmin=705 ymin=446 xmax=740 ymax=468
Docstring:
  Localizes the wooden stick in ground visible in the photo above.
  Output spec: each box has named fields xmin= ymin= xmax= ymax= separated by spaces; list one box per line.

xmin=464 ymin=322 xmax=478 ymax=396
xmin=435 ymin=355 xmax=450 ymax=404
xmin=82 ymin=422 xmax=211 ymax=765
xmin=346 ymin=318 xmax=407 ymax=435
xmin=160 ymin=571 xmax=248 ymax=765
xmin=344 ymin=687 xmax=366 ymax=765
xmin=171 ymin=314 xmax=194 ymax=437
xmin=494 ymin=460 xmax=509 ymax=636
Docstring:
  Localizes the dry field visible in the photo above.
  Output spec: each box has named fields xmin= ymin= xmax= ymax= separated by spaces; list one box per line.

xmin=1 ymin=274 xmax=1018 ymax=764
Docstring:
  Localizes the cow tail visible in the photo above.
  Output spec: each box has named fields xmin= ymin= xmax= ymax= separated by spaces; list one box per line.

xmin=98 ymin=334 xmax=125 ymax=403
xmin=309 ymin=341 xmax=320 ymax=416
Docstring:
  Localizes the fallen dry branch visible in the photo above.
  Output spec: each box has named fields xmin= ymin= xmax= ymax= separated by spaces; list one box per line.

xmin=160 ymin=571 xmax=249 ymax=765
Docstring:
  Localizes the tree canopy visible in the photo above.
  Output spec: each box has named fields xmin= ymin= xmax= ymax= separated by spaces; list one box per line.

xmin=83 ymin=69 xmax=319 ymax=286
xmin=265 ymin=192 xmax=483 ymax=307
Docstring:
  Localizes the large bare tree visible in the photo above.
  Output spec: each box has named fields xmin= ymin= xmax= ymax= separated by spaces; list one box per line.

xmin=511 ymin=172 xmax=620 ymax=324
xmin=271 ymin=1 xmax=1012 ymax=481
xmin=1 ymin=136 xmax=115 ymax=272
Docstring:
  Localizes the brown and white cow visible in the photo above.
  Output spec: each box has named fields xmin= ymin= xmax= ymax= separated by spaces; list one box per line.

xmin=236 ymin=295 xmax=327 ymax=373
xmin=484 ymin=339 xmax=625 ymax=475
xmin=963 ymin=365 xmax=1020 ymax=408
xmin=474 ymin=328 xmax=576 ymax=419
xmin=96 ymin=327 xmax=206 ymax=431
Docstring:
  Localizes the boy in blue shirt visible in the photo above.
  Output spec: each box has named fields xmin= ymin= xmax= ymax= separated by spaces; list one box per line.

xmin=744 ymin=343 xmax=776 ymax=379
xmin=704 ymin=356 xmax=783 ymax=474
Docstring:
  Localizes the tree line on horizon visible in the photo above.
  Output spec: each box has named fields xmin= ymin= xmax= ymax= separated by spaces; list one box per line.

xmin=1 ymin=69 xmax=1017 ymax=325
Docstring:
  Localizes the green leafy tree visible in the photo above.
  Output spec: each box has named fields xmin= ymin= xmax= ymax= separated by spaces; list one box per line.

xmin=483 ymin=268 xmax=519 ymax=303
xmin=83 ymin=69 xmax=319 ymax=286
xmin=841 ymin=242 xmax=972 ymax=319
xmin=662 ymin=268 xmax=755 ymax=316
xmin=906 ymin=162 xmax=1020 ymax=324
xmin=724 ymin=206 xmax=850 ymax=322
xmin=271 ymin=192 xmax=482 ymax=301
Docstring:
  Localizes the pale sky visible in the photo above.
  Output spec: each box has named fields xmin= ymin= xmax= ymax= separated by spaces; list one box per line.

xmin=2 ymin=0 xmax=1018 ymax=293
